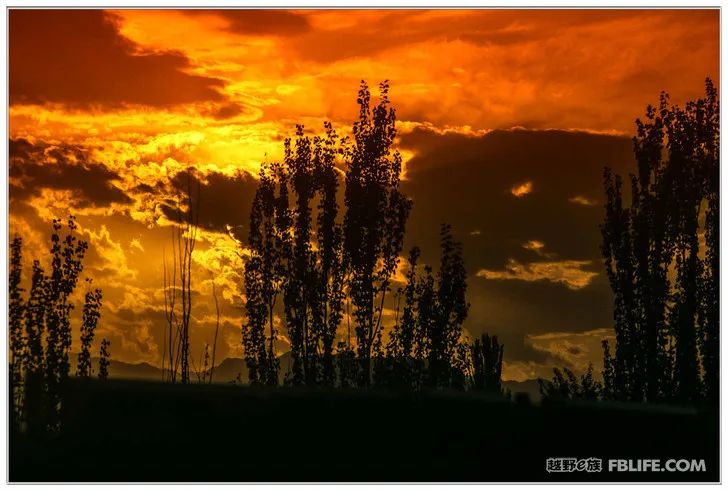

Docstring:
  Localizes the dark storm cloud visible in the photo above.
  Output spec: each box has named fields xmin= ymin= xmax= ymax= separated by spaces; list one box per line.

xmin=463 ymin=273 xmax=614 ymax=363
xmin=164 ymin=169 xmax=259 ymax=239
xmin=182 ymin=9 xmax=310 ymax=36
xmin=397 ymin=128 xmax=635 ymax=363
xmin=9 ymin=10 xmax=225 ymax=107
xmin=399 ymin=128 xmax=635 ymax=270
xmin=9 ymin=138 xmax=132 ymax=208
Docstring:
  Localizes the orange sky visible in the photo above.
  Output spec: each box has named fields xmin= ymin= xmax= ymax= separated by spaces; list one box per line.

xmin=8 ymin=9 xmax=719 ymax=381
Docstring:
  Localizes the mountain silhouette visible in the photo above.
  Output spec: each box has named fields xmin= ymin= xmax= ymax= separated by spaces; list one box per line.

xmin=69 ymin=352 xmax=540 ymax=399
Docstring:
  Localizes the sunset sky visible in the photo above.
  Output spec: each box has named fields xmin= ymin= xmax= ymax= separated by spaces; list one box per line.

xmin=8 ymin=9 xmax=719 ymax=381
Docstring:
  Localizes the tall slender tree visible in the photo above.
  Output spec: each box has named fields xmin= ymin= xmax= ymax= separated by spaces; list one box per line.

xmin=10 ymin=217 xmax=105 ymax=436
xmin=9 ymin=236 xmax=25 ymax=427
xmin=601 ymin=79 xmax=719 ymax=403
xmin=23 ymin=259 xmax=47 ymax=435
xmin=667 ymin=80 xmax=718 ymax=401
xmin=426 ymin=224 xmax=470 ymax=388
xmin=342 ymin=81 xmax=412 ymax=387
xmin=244 ymin=122 xmax=346 ymax=387
xmin=162 ymin=171 xmax=200 ymax=384
xmin=77 ymin=280 xmax=102 ymax=378
xmin=311 ymin=122 xmax=346 ymax=386
xmin=700 ymin=82 xmax=720 ymax=402
xmin=208 ymin=275 xmax=221 ymax=384
xmin=243 ymin=163 xmax=283 ymax=386
xmin=471 ymin=333 xmax=504 ymax=394
xmin=44 ymin=217 xmax=88 ymax=432
xmin=385 ymin=247 xmax=421 ymax=389
xmin=99 ymin=339 xmax=111 ymax=380
xmin=282 ymin=126 xmax=318 ymax=385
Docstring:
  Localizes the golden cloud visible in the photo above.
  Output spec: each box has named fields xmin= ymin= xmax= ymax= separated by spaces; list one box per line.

xmin=476 ymin=258 xmax=598 ymax=290
xmin=510 ymin=180 xmax=533 ymax=198
xmin=569 ymin=195 xmax=597 ymax=206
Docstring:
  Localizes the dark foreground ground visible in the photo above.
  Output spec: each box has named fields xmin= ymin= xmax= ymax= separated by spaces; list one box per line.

xmin=10 ymin=378 xmax=718 ymax=482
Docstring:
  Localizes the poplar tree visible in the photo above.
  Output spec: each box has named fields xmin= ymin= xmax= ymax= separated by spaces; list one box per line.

xmin=385 ymin=247 xmax=421 ymax=389
xmin=9 ymin=217 xmax=104 ymax=435
xmin=9 ymin=236 xmax=25 ymax=429
xmin=426 ymin=224 xmax=469 ymax=388
xmin=244 ymin=124 xmax=344 ymax=387
xmin=243 ymin=164 xmax=282 ymax=386
xmin=77 ymin=281 xmax=102 ymax=378
xmin=342 ymin=81 xmax=412 ymax=387
xmin=601 ymin=79 xmax=719 ymax=403
xmin=471 ymin=333 xmax=504 ymax=394
xmin=44 ymin=217 xmax=88 ymax=432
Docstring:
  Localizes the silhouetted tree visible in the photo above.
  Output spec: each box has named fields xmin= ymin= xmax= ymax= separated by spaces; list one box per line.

xmin=44 ymin=217 xmax=88 ymax=432
xmin=382 ymin=247 xmax=422 ymax=389
xmin=162 ymin=241 xmax=178 ymax=382
xmin=282 ymin=123 xmax=345 ymax=385
xmin=241 ymin=83 xmax=483 ymax=393
xmin=426 ymin=224 xmax=470 ymax=388
xmin=601 ymin=79 xmax=718 ymax=403
xmin=179 ymin=174 xmax=200 ymax=384
xmin=77 ymin=280 xmax=102 ymax=378
xmin=9 ymin=236 xmax=25 ymax=428
xmin=376 ymin=226 xmax=470 ymax=391
xmin=23 ymin=259 xmax=47 ymax=436
xmin=162 ymin=171 xmax=200 ymax=384
xmin=208 ymin=276 xmax=221 ymax=384
xmin=243 ymin=163 xmax=282 ymax=386
xmin=199 ymin=343 xmax=210 ymax=383
xmin=471 ymin=333 xmax=504 ymax=394
xmin=700 ymin=81 xmax=719 ymax=401
xmin=539 ymin=364 xmax=602 ymax=401
xmin=280 ymin=128 xmax=315 ymax=385
xmin=99 ymin=339 xmax=111 ymax=380
xmin=415 ymin=264 xmax=435 ymax=371
xmin=312 ymin=122 xmax=346 ymax=386
xmin=600 ymin=339 xmax=616 ymax=401
xmin=342 ymin=81 xmax=412 ymax=387
xmin=672 ymin=79 xmax=719 ymax=402
xmin=9 ymin=217 xmax=105 ymax=436
xmin=336 ymin=341 xmax=358 ymax=389
xmin=244 ymin=120 xmax=346 ymax=388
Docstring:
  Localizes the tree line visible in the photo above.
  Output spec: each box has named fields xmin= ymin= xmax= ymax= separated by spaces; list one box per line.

xmin=540 ymin=78 xmax=719 ymax=404
xmin=242 ymin=81 xmax=504 ymax=392
xmin=8 ymin=79 xmax=718 ymax=413
xmin=10 ymin=217 xmax=111 ymax=436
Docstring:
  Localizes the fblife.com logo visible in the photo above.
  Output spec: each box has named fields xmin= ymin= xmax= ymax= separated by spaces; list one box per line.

xmin=546 ymin=458 xmax=706 ymax=473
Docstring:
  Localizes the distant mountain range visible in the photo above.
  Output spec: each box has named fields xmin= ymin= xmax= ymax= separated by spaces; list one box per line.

xmin=74 ymin=354 xmax=248 ymax=384
xmin=77 ymin=353 xmax=542 ymax=400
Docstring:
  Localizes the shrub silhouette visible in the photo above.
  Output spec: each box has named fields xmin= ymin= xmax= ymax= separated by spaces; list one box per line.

xmin=538 ymin=364 xmax=602 ymax=401
xmin=471 ymin=333 xmax=504 ymax=394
